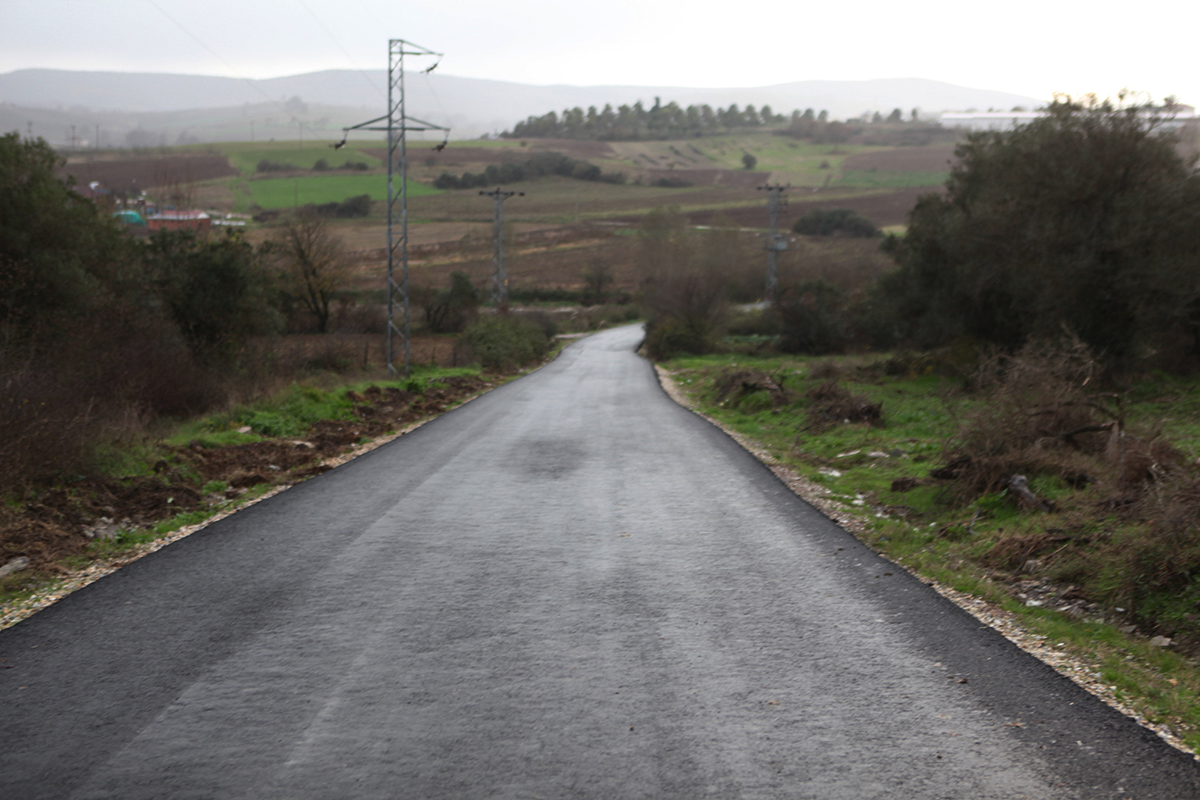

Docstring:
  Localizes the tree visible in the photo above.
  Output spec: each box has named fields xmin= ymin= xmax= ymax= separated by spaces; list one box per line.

xmin=420 ymin=271 xmax=479 ymax=333
xmin=876 ymin=96 xmax=1200 ymax=362
xmin=792 ymin=208 xmax=878 ymax=237
xmin=0 ymin=133 xmax=129 ymax=334
xmin=144 ymin=229 xmax=281 ymax=359
xmin=742 ymin=152 xmax=758 ymax=170
xmin=639 ymin=206 xmax=729 ymax=358
xmin=275 ymin=213 xmax=350 ymax=334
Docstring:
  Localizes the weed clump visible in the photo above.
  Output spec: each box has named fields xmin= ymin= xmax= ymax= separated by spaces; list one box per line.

xmin=459 ymin=314 xmax=550 ymax=370
xmin=713 ymin=370 xmax=789 ymax=410
xmin=804 ymin=379 xmax=882 ymax=430
xmin=942 ymin=338 xmax=1113 ymax=498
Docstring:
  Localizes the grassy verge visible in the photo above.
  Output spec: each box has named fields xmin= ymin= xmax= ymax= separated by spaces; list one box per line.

xmin=656 ymin=350 xmax=1200 ymax=753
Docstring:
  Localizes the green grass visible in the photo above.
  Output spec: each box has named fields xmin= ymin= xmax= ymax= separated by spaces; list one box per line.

xmin=208 ymin=141 xmax=383 ymax=176
xmin=248 ymin=174 xmax=439 ymax=210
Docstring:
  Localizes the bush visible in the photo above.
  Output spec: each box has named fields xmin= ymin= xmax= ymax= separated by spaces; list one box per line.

xmin=459 ymin=314 xmax=549 ymax=370
xmin=311 ymin=194 xmax=372 ymax=218
xmin=256 ymin=159 xmax=296 ymax=173
xmin=418 ymin=271 xmax=480 ymax=334
xmin=643 ymin=317 xmax=718 ymax=359
xmin=775 ymin=280 xmax=852 ymax=354
xmin=791 ymin=208 xmax=879 ymax=237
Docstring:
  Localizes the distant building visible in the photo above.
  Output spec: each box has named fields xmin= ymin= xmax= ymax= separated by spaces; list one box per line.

xmin=145 ymin=209 xmax=211 ymax=232
xmin=113 ymin=210 xmax=146 ymax=226
xmin=939 ymin=105 xmax=1198 ymax=132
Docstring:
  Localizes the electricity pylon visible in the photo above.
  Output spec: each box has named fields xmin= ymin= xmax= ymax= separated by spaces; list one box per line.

xmin=339 ymin=40 xmax=448 ymax=377
xmin=758 ymin=183 xmax=788 ymax=300
xmin=480 ymin=187 xmax=523 ymax=310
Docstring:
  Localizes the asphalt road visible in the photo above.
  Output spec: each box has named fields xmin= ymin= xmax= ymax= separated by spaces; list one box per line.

xmin=2 ymin=325 xmax=1199 ymax=799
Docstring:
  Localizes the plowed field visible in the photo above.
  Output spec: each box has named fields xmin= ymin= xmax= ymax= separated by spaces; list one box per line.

xmin=842 ymin=145 xmax=957 ymax=172
xmin=58 ymin=154 xmax=238 ymax=194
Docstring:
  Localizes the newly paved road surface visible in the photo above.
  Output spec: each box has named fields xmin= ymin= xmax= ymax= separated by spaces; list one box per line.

xmin=2 ymin=325 xmax=1199 ymax=799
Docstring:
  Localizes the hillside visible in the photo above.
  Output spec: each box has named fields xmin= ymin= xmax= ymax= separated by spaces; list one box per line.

xmin=1 ymin=68 xmax=1042 ymax=146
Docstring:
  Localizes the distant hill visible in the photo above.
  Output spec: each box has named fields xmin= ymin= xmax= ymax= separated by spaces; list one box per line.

xmin=0 ymin=68 xmax=1044 ymax=147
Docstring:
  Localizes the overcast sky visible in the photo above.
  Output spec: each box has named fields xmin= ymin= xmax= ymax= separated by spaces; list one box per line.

xmin=1 ymin=0 xmax=1196 ymax=106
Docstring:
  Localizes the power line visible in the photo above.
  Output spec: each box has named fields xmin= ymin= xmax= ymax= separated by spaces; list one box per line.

xmin=142 ymin=0 xmax=280 ymax=108
xmin=292 ymin=0 xmax=387 ymax=102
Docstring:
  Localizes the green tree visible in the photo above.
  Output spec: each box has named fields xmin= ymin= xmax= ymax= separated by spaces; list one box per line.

xmin=0 ymin=133 xmax=130 ymax=334
xmin=639 ymin=206 xmax=729 ymax=358
xmin=741 ymin=152 xmax=758 ymax=170
xmin=420 ymin=271 xmax=480 ymax=333
xmin=792 ymin=208 xmax=879 ymax=238
xmin=143 ymin=230 xmax=281 ymax=360
xmin=876 ymin=96 xmax=1200 ymax=361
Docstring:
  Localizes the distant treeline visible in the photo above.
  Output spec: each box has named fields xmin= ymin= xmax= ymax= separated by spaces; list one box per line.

xmin=501 ymin=98 xmax=798 ymax=141
xmin=434 ymin=151 xmax=626 ymax=190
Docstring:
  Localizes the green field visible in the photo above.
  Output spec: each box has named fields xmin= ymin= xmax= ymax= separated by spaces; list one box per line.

xmin=249 ymin=174 xmax=439 ymax=210
xmin=202 ymin=141 xmax=384 ymax=176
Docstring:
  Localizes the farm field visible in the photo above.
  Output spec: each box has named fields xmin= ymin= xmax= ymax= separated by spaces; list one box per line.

xmin=74 ymin=131 xmax=957 ymax=296
xmin=247 ymin=173 xmax=439 ymax=210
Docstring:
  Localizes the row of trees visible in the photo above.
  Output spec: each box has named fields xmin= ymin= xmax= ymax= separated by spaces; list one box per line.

xmin=433 ymin=151 xmax=625 ymax=190
xmin=502 ymin=99 xmax=791 ymax=141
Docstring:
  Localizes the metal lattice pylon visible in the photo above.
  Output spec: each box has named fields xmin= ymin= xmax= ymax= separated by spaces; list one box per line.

xmin=340 ymin=40 xmax=448 ymax=376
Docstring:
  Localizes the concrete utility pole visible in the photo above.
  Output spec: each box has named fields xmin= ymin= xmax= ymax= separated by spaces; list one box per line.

xmin=758 ymin=183 xmax=788 ymax=299
xmin=480 ymin=187 xmax=523 ymax=309
xmin=339 ymin=39 xmax=449 ymax=377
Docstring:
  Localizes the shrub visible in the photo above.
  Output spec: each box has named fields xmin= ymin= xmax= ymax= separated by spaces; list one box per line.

xmin=791 ymin=208 xmax=879 ymax=237
xmin=459 ymin=314 xmax=549 ymax=370
xmin=775 ymin=280 xmax=851 ymax=354
xmin=419 ymin=271 xmax=480 ymax=334
xmin=643 ymin=317 xmax=717 ymax=360
xmin=256 ymin=159 xmax=296 ymax=173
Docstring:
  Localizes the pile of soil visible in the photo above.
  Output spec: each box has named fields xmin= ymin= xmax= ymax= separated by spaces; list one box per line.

xmin=0 ymin=375 xmax=493 ymax=575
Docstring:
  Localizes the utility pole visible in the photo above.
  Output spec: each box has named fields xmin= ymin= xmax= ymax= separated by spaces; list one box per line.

xmin=338 ymin=40 xmax=448 ymax=377
xmin=480 ymin=187 xmax=523 ymax=310
xmin=758 ymin=183 xmax=788 ymax=299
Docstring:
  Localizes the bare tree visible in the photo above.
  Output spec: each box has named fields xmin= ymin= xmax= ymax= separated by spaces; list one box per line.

xmin=276 ymin=213 xmax=350 ymax=333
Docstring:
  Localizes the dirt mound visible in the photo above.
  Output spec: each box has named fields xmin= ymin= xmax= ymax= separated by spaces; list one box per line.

xmin=58 ymin=155 xmax=238 ymax=194
xmin=842 ymin=145 xmax=957 ymax=172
